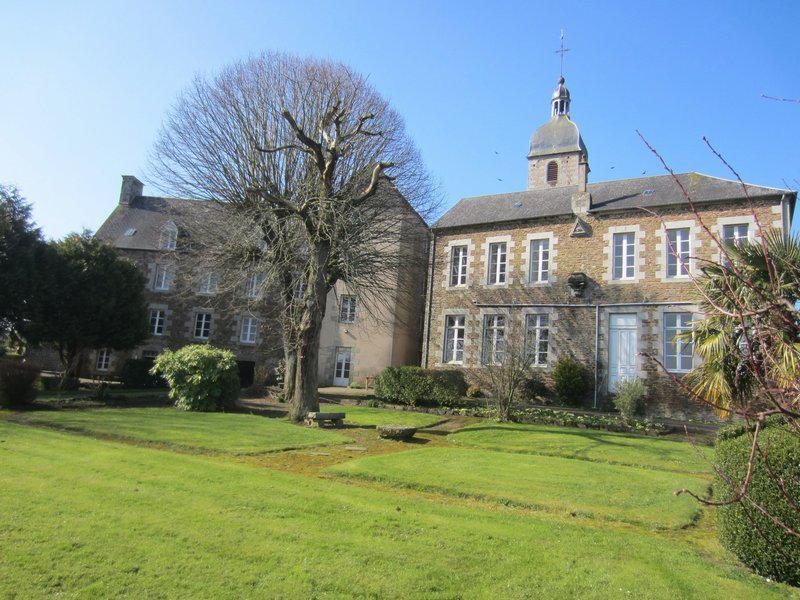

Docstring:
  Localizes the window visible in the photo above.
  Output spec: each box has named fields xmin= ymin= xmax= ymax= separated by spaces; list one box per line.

xmin=546 ymin=161 xmax=558 ymax=184
xmin=198 ymin=272 xmax=218 ymax=295
xmin=449 ymin=245 xmax=468 ymax=286
xmin=525 ymin=314 xmax=550 ymax=366
xmin=481 ymin=314 xmax=506 ymax=365
xmin=149 ymin=309 xmax=165 ymax=336
xmin=339 ymin=295 xmax=357 ymax=323
xmin=124 ymin=227 xmax=136 ymax=237
xmin=487 ymin=242 xmax=507 ymax=285
xmin=664 ymin=312 xmax=693 ymax=372
xmin=443 ymin=315 xmax=466 ymax=364
xmin=194 ymin=313 xmax=212 ymax=339
xmin=153 ymin=265 xmax=170 ymax=291
xmin=160 ymin=222 xmax=178 ymax=250
xmin=666 ymin=228 xmax=691 ymax=278
xmin=96 ymin=348 xmax=111 ymax=371
xmin=529 ymin=239 xmax=550 ymax=283
xmin=245 ymin=273 xmax=265 ymax=298
xmin=612 ymin=232 xmax=636 ymax=280
xmin=240 ymin=316 xmax=258 ymax=344
xmin=722 ymin=223 xmax=749 ymax=246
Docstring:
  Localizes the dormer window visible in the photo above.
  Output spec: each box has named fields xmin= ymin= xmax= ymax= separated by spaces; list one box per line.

xmin=159 ymin=221 xmax=178 ymax=250
xmin=124 ymin=227 xmax=137 ymax=237
xmin=546 ymin=161 xmax=558 ymax=185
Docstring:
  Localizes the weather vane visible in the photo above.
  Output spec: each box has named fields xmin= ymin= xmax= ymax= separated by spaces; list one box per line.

xmin=555 ymin=29 xmax=570 ymax=77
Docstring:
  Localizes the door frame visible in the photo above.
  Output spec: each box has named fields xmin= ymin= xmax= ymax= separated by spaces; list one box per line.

xmin=607 ymin=313 xmax=638 ymax=392
xmin=332 ymin=346 xmax=352 ymax=387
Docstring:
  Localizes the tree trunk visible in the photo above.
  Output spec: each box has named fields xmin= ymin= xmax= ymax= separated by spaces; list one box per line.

xmin=283 ymin=346 xmax=296 ymax=402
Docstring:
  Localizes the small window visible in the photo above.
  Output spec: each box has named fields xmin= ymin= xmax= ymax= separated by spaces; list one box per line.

xmin=198 ymin=272 xmax=218 ymax=295
xmin=194 ymin=313 xmax=212 ymax=339
xmin=666 ymin=228 xmax=691 ymax=278
xmin=339 ymin=295 xmax=357 ymax=323
xmin=149 ymin=309 xmax=165 ymax=336
xmin=153 ymin=265 xmax=171 ymax=291
xmin=449 ymin=245 xmax=468 ymax=287
xmin=612 ymin=232 xmax=636 ymax=280
xmin=722 ymin=223 xmax=749 ymax=266
xmin=240 ymin=316 xmax=258 ymax=344
xmin=481 ymin=314 xmax=506 ymax=365
xmin=443 ymin=315 xmax=466 ymax=364
xmin=664 ymin=312 xmax=693 ymax=372
xmin=245 ymin=273 xmax=265 ymax=299
xmin=96 ymin=349 xmax=111 ymax=371
xmin=124 ymin=227 xmax=137 ymax=237
xmin=160 ymin=222 xmax=178 ymax=250
xmin=546 ymin=161 xmax=558 ymax=185
xmin=525 ymin=314 xmax=550 ymax=366
xmin=529 ymin=239 xmax=550 ymax=283
xmin=487 ymin=242 xmax=507 ymax=285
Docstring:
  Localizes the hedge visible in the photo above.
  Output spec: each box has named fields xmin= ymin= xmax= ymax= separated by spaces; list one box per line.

xmin=151 ymin=345 xmax=239 ymax=412
xmin=714 ymin=422 xmax=800 ymax=585
xmin=374 ymin=366 xmax=467 ymax=407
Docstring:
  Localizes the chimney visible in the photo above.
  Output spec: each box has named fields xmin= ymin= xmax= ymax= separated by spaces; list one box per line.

xmin=570 ymin=154 xmax=591 ymax=216
xmin=119 ymin=175 xmax=143 ymax=205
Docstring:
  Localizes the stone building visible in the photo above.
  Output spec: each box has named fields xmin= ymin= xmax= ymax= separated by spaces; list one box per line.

xmin=422 ymin=76 xmax=796 ymax=418
xmin=91 ymin=176 xmax=429 ymax=387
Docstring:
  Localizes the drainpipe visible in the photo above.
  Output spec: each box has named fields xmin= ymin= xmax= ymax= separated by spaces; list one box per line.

xmin=593 ymin=304 xmax=600 ymax=409
xmin=423 ymin=234 xmax=437 ymax=368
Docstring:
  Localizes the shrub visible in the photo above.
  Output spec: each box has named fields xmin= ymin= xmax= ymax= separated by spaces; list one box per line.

xmin=714 ymin=423 xmax=800 ymax=585
xmin=348 ymin=380 xmax=364 ymax=389
xmin=613 ymin=377 xmax=645 ymax=422
xmin=466 ymin=384 xmax=483 ymax=398
xmin=0 ymin=359 xmax=40 ymax=406
xmin=374 ymin=366 xmax=467 ymax=406
xmin=120 ymin=358 xmax=164 ymax=389
xmin=551 ymin=357 xmax=590 ymax=406
xmin=150 ymin=345 xmax=240 ymax=412
xmin=522 ymin=373 xmax=548 ymax=403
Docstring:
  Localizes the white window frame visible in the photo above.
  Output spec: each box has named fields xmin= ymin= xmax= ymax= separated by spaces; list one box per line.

xmin=149 ymin=308 xmax=165 ymax=336
xmin=443 ymin=315 xmax=466 ymax=364
xmin=96 ymin=348 xmax=111 ymax=371
xmin=529 ymin=238 xmax=550 ymax=283
xmin=449 ymin=245 xmax=468 ymax=287
xmin=153 ymin=265 xmax=170 ymax=291
xmin=666 ymin=227 xmax=691 ymax=279
xmin=245 ymin=273 xmax=265 ymax=299
xmin=160 ymin=222 xmax=178 ymax=250
xmin=339 ymin=295 xmax=357 ymax=323
xmin=525 ymin=313 xmax=550 ymax=366
xmin=663 ymin=312 xmax=694 ymax=373
xmin=194 ymin=312 xmax=212 ymax=340
xmin=612 ymin=232 xmax=636 ymax=280
xmin=198 ymin=272 xmax=218 ymax=295
xmin=240 ymin=316 xmax=258 ymax=344
xmin=487 ymin=242 xmax=507 ymax=285
xmin=481 ymin=314 xmax=506 ymax=365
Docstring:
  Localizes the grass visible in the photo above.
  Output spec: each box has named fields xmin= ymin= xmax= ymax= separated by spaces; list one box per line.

xmin=327 ymin=447 xmax=709 ymax=529
xmin=10 ymin=407 xmax=350 ymax=454
xmin=0 ymin=421 xmax=790 ymax=599
xmin=320 ymin=402 xmax=445 ymax=428
xmin=450 ymin=422 xmax=713 ymax=473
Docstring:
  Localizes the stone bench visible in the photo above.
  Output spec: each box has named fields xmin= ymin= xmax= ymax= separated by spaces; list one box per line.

xmin=376 ymin=425 xmax=417 ymax=441
xmin=304 ymin=412 xmax=346 ymax=428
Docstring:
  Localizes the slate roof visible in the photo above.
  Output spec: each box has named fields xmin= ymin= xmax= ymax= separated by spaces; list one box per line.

xmin=528 ymin=116 xmax=587 ymax=159
xmin=433 ymin=173 xmax=794 ymax=230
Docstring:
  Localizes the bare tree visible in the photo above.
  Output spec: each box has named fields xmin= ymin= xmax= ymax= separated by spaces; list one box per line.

xmin=149 ymin=52 xmax=436 ymax=420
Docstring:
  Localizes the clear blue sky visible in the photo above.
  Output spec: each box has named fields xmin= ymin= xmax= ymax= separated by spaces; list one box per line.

xmin=2 ymin=0 xmax=798 ymax=239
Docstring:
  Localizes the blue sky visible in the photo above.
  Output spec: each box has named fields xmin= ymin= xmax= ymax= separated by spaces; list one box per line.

xmin=2 ymin=0 xmax=798 ymax=238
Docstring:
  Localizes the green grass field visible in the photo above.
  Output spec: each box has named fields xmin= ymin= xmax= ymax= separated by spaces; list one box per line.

xmin=327 ymin=447 xmax=708 ymax=529
xmin=0 ymin=420 xmax=789 ymax=599
xmin=11 ymin=407 xmax=350 ymax=454
xmin=320 ymin=403 xmax=445 ymax=427
xmin=450 ymin=423 xmax=713 ymax=473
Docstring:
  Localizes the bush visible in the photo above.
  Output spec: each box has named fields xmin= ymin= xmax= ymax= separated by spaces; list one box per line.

xmin=348 ymin=380 xmax=364 ymax=389
xmin=374 ymin=366 xmax=467 ymax=406
xmin=613 ymin=377 xmax=645 ymax=422
xmin=120 ymin=358 xmax=164 ymax=389
xmin=522 ymin=373 xmax=548 ymax=402
xmin=150 ymin=345 xmax=240 ymax=412
xmin=466 ymin=384 xmax=483 ymax=398
xmin=714 ymin=423 xmax=800 ymax=585
xmin=551 ymin=357 xmax=590 ymax=406
xmin=0 ymin=359 xmax=40 ymax=406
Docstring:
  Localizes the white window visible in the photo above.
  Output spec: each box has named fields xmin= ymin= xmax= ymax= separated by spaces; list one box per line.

xmin=487 ymin=242 xmax=507 ymax=285
xmin=722 ymin=223 xmax=749 ymax=246
xmin=612 ymin=232 xmax=636 ymax=280
xmin=149 ymin=309 xmax=165 ymax=336
xmin=529 ymin=239 xmax=550 ymax=283
xmin=198 ymin=272 xmax=218 ymax=295
xmin=525 ymin=314 xmax=550 ymax=366
xmin=96 ymin=348 xmax=111 ymax=371
xmin=666 ymin=228 xmax=691 ymax=278
xmin=664 ymin=312 xmax=693 ymax=373
xmin=194 ymin=313 xmax=212 ymax=339
xmin=153 ymin=265 xmax=170 ymax=291
xmin=240 ymin=316 xmax=258 ymax=344
xmin=481 ymin=314 xmax=506 ymax=365
xmin=339 ymin=295 xmax=357 ymax=323
xmin=160 ymin=222 xmax=178 ymax=250
xmin=443 ymin=315 xmax=466 ymax=364
xmin=245 ymin=273 xmax=265 ymax=298
xmin=449 ymin=246 xmax=468 ymax=286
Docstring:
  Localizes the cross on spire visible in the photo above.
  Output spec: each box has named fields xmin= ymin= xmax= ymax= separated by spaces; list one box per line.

xmin=555 ymin=29 xmax=570 ymax=77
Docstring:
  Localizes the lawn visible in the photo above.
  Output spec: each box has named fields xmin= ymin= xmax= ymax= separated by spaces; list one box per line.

xmin=0 ymin=421 xmax=789 ymax=598
xmin=320 ymin=402 xmax=445 ymax=427
xmin=450 ymin=423 xmax=713 ymax=473
xmin=10 ymin=407 xmax=350 ymax=454
xmin=327 ymin=447 xmax=708 ymax=529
